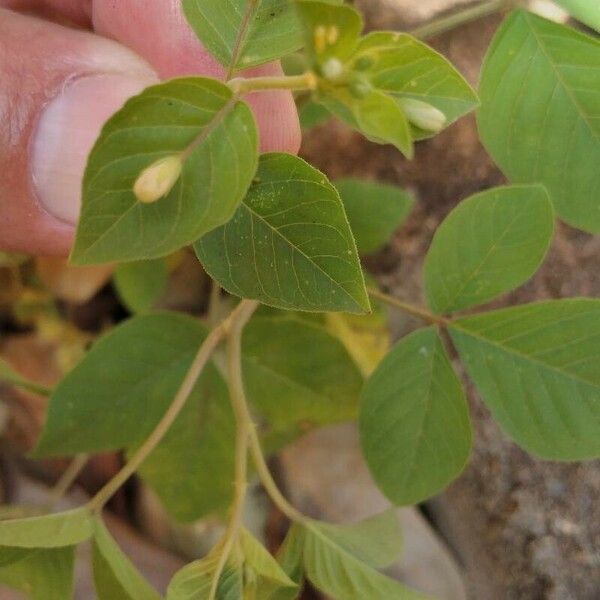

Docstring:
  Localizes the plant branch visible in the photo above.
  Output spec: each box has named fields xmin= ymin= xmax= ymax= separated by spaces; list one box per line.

xmin=410 ymin=0 xmax=517 ymax=40
xmin=368 ymin=288 xmax=450 ymax=326
xmin=209 ymin=300 xmax=259 ymax=599
xmin=228 ymin=72 xmax=318 ymax=95
xmin=46 ymin=454 xmax=89 ymax=510
xmin=87 ymin=300 xmax=258 ymax=513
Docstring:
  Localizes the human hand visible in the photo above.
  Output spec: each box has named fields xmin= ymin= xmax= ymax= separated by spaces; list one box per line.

xmin=0 ymin=1 xmax=300 ymax=256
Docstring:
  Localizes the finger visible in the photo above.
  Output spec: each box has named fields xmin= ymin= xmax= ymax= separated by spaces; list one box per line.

xmin=0 ymin=0 xmax=91 ymax=26
xmin=91 ymin=0 xmax=301 ymax=154
xmin=0 ymin=9 xmax=158 ymax=255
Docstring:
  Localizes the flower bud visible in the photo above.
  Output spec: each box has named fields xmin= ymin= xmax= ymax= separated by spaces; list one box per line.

xmin=321 ymin=58 xmax=344 ymax=81
xmin=354 ymin=55 xmax=374 ymax=71
xmin=397 ymin=98 xmax=447 ymax=133
xmin=133 ymin=155 xmax=183 ymax=204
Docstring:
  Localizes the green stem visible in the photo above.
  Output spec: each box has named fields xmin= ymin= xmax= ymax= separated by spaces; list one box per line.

xmin=368 ymin=288 xmax=450 ymax=326
xmin=87 ymin=300 xmax=258 ymax=513
xmin=46 ymin=454 xmax=89 ymax=510
xmin=410 ymin=0 xmax=516 ymax=40
xmin=209 ymin=300 xmax=259 ymax=599
xmin=228 ymin=72 xmax=317 ymax=95
xmin=248 ymin=426 xmax=307 ymax=524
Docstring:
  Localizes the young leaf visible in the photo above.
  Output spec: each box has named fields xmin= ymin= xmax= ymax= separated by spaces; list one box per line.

xmin=182 ymin=0 xmax=304 ymax=72
xmin=335 ymin=179 xmax=414 ymax=255
xmin=450 ymin=299 xmax=600 ymax=460
xmin=297 ymin=0 xmax=363 ymax=64
xmin=0 ymin=547 xmax=75 ymax=600
xmin=195 ymin=153 xmax=370 ymax=314
xmin=240 ymin=529 xmax=297 ymax=598
xmin=300 ymin=519 xmax=431 ymax=600
xmin=0 ymin=508 xmax=93 ymax=548
xmin=167 ymin=553 xmax=241 ymax=600
xmin=92 ymin=517 xmax=161 ymax=600
xmin=308 ymin=510 xmax=403 ymax=569
xmin=352 ymin=32 xmax=478 ymax=136
xmin=113 ymin=258 xmax=168 ymax=314
xmin=361 ymin=328 xmax=471 ymax=506
xmin=478 ymin=11 xmax=600 ymax=233
xmin=424 ymin=185 xmax=554 ymax=314
xmin=71 ymin=77 xmax=258 ymax=264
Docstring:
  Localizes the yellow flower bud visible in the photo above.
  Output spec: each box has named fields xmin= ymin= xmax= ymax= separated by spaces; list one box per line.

xmin=397 ymin=98 xmax=447 ymax=133
xmin=314 ymin=25 xmax=327 ymax=54
xmin=133 ymin=155 xmax=183 ymax=204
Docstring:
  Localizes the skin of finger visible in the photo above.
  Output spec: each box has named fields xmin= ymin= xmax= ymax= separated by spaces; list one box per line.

xmin=0 ymin=9 xmax=154 ymax=255
xmin=0 ymin=0 xmax=91 ymax=25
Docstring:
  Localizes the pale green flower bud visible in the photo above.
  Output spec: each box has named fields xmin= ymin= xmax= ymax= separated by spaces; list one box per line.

xmin=397 ymin=98 xmax=447 ymax=133
xmin=133 ymin=155 xmax=183 ymax=204
xmin=321 ymin=57 xmax=345 ymax=81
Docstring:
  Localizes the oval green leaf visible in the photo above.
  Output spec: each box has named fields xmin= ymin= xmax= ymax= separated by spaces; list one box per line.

xmin=424 ymin=185 xmax=554 ymax=314
xmin=361 ymin=328 xmax=471 ymax=506
xmin=0 ymin=508 xmax=93 ymax=549
xmin=300 ymin=520 xmax=432 ymax=600
xmin=182 ymin=0 xmax=304 ymax=72
xmin=450 ymin=299 xmax=600 ymax=460
xmin=92 ymin=517 xmax=161 ymax=600
xmin=71 ymin=77 xmax=258 ymax=265
xmin=114 ymin=258 xmax=168 ymax=314
xmin=335 ymin=179 xmax=414 ymax=255
xmin=478 ymin=11 xmax=600 ymax=233
xmin=195 ymin=153 xmax=370 ymax=314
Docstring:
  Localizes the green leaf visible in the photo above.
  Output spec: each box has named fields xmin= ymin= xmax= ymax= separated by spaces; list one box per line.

xmin=450 ymin=299 xmax=600 ymax=460
xmin=297 ymin=0 xmax=363 ymax=64
xmin=240 ymin=529 xmax=297 ymax=598
xmin=351 ymin=91 xmax=414 ymax=158
xmin=243 ymin=315 xmax=363 ymax=448
xmin=424 ymin=185 xmax=554 ymax=314
xmin=195 ymin=153 xmax=370 ymax=314
xmin=0 ymin=508 xmax=93 ymax=549
xmin=167 ymin=553 xmax=241 ymax=600
xmin=182 ymin=0 xmax=303 ymax=71
xmin=0 ymin=547 xmax=75 ymax=600
xmin=136 ymin=365 xmax=235 ymax=521
xmin=478 ymin=10 xmax=600 ymax=233
xmin=114 ymin=258 xmax=168 ymax=314
xmin=335 ymin=179 xmax=414 ymax=255
xmin=72 ymin=77 xmax=258 ymax=264
xmin=361 ymin=328 xmax=471 ymax=506
xmin=553 ymin=0 xmax=600 ymax=31
xmin=275 ymin=525 xmax=305 ymax=590
xmin=35 ymin=312 xmax=361 ymax=521
xmin=300 ymin=519 xmax=431 ymax=600
xmin=35 ymin=313 xmax=210 ymax=457
xmin=92 ymin=517 xmax=161 ymax=600
xmin=0 ymin=358 xmax=51 ymax=396
xmin=353 ymin=31 xmax=478 ymax=134
xmin=299 ymin=99 xmax=331 ymax=130
xmin=307 ymin=511 xmax=403 ymax=569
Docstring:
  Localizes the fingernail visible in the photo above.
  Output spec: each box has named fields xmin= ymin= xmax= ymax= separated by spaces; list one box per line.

xmin=32 ymin=72 xmax=157 ymax=225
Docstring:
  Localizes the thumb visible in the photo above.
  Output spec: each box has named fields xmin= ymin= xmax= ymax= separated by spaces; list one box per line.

xmin=0 ymin=9 xmax=158 ymax=255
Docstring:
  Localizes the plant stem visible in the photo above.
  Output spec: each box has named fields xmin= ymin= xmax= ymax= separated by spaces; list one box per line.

xmin=228 ymin=72 xmax=318 ymax=95
xmin=248 ymin=426 xmax=307 ymax=524
xmin=368 ymin=288 xmax=450 ymax=326
xmin=410 ymin=0 xmax=516 ymax=40
xmin=87 ymin=300 xmax=258 ymax=513
xmin=209 ymin=300 xmax=259 ymax=599
xmin=46 ymin=454 xmax=89 ymax=510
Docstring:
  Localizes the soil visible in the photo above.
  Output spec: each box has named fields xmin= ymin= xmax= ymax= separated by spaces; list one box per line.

xmin=300 ymin=8 xmax=600 ymax=600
